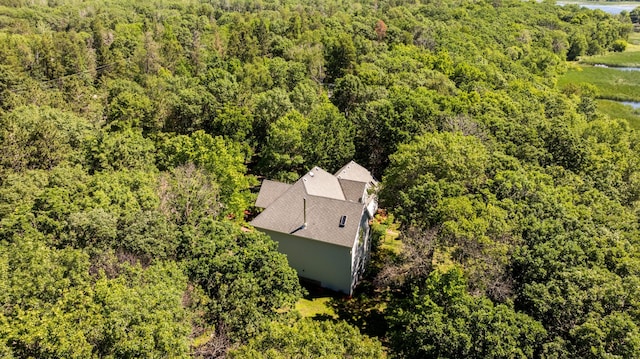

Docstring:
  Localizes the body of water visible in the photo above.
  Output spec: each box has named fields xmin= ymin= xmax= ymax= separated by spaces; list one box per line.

xmin=580 ymin=3 xmax=638 ymax=14
xmin=621 ymin=101 xmax=640 ymax=109
xmin=614 ymin=67 xmax=640 ymax=71
xmin=593 ymin=64 xmax=640 ymax=71
xmin=557 ymin=2 xmax=639 ymax=15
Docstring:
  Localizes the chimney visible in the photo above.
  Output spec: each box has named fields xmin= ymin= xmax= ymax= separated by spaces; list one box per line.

xmin=303 ymin=198 xmax=307 ymax=229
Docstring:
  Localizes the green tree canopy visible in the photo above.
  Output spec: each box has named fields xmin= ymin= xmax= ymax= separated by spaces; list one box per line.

xmin=230 ymin=319 xmax=386 ymax=359
xmin=388 ymin=267 xmax=546 ymax=359
xmin=158 ymin=130 xmax=254 ymax=217
xmin=0 ymin=106 xmax=92 ymax=173
xmin=381 ymin=131 xmax=489 ymax=227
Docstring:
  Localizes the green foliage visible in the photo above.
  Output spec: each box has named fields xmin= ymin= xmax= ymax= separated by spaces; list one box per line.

xmin=258 ymin=110 xmax=308 ymax=182
xmin=91 ymin=261 xmax=191 ymax=358
xmin=0 ymin=106 xmax=92 ymax=172
xmin=230 ymin=319 xmax=386 ymax=359
xmin=184 ymin=221 xmax=303 ymax=340
xmin=611 ymin=39 xmax=628 ymax=53
xmin=119 ymin=210 xmax=180 ymax=260
xmin=165 ymin=83 xmax=216 ymax=134
xmin=381 ymin=131 xmax=488 ymax=227
xmin=251 ymin=88 xmax=294 ymax=146
xmin=632 ymin=7 xmax=640 ymax=24
xmin=324 ymin=33 xmax=357 ymax=82
xmin=157 ymin=163 xmax=221 ymax=227
xmin=568 ymin=31 xmax=588 ymax=61
xmin=304 ymin=102 xmax=355 ymax=172
xmin=105 ymin=79 xmax=154 ymax=131
xmin=209 ymin=104 xmax=254 ymax=143
xmin=67 ymin=207 xmax=118 ymax=249
xmin=570 ymin=312 xmax=640 ymax=358
xmin=388 ymin=267 xmax=546 ymax=359
xmin=158 ymin=130 xmax=254 ymax=217
xmin=89 ymin=128 xmax=156 ymax=172
xmin=333 ymin=74 xmax=365 ymax=114
xmin=381 ymin=106 xmax=640 ymax=355
xmin=0 ymin=238 xmax=191 ymax=358
xmin=0 ymin=0 xmax=637 ymax=356
xmin=0 ymin=169 xmax=48 ymax=236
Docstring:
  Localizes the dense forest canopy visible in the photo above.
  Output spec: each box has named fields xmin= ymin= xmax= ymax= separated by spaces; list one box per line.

xmin=0 ymin=0 xmax=638 ymax=357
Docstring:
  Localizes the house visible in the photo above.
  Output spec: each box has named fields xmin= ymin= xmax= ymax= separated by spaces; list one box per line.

xmin=251 ymin=161 xmax=378 ymax=295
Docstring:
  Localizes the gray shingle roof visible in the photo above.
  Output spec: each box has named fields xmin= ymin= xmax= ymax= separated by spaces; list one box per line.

xmin=339 ymin=178 xmax=367 ymax=203
xmin=251 ymin=181 xmax=364 ymax=247
xmin=301 ymin=167 xmax=345 ymax=200
xmin=251 ymin=162 xmax=375 ymax=248
xmin=335 ymin=161 xmax=377 ymax=185
xmin=255 ymin=180 xmax=292 ymax=208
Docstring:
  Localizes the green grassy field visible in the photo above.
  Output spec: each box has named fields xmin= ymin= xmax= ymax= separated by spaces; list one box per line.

xmin=580 ymin=51 xmax=640 ymax=67
xmin=596 ymin=99 xmax=640 ymax=128
xmin=559 ymin=1 xmax=640 ymax=8
xmin=580 ymin=33 xmax=640 ymax=67
xmin=558 ymin=65 xmax=640 ymax=102
xmin=559 ymin=33 xmax=640 ymax=123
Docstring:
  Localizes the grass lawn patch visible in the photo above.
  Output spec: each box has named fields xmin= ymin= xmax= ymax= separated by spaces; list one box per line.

xmin=380 ymin=229 xmax=402 ymax=255
xmin=192 ymin=327 xmax=214 ymax=347
xmin=372 ymin=210 xmax=402 ymax=254
xmin=295 ymin=297 xmax=337 ymax=319
xmin=294 ymin=280 xmax=342 ymax=319
xmin=558 ymin=65 xmax=640 ymax=102
xmin=597 ymin=99 xmax=640 ymax=129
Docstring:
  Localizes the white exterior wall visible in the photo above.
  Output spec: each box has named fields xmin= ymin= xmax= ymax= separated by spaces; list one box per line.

xmin=350 ymin=211 xmax=370 ymax=292
xmin=262 ymin=229 xmax=353 ymax=294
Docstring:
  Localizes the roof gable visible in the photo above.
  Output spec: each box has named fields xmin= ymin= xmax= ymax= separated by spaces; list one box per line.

xmin=301 ymin=167 xmax=345 ymax=200
xmin=334 ymin=161 xmax=376 ymax=184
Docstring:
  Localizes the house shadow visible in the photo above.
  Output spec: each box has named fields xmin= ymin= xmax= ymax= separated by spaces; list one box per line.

xmin=296 ymin=279 xmax=345 ymax=321
xmin=300 ymin=277 xmax=345 ymax=301
xmin=298 ymin=275 xmax=390 ymax=339
xmin=327 ymin=280 xmax=390 ymax=339
xmin=323 ymin=234 xmax=401 ymax=340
